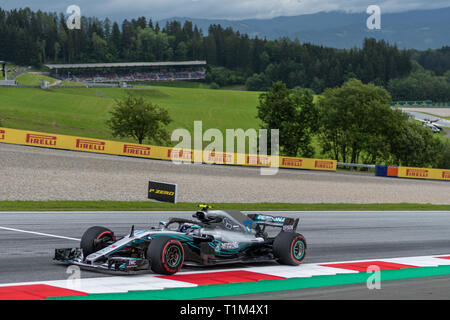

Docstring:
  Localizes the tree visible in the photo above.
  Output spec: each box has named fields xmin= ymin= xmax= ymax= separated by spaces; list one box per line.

xmin=317 ymin=79 xmax=393 ymax=163
xmin=175 ymin=41 xmax=188 ymax=61
xmin=106 ymin=93 xmax=172 ymax=145
xmin=388 ymin=69 xmax=450 ymax=102
xmin=439 ymin=141 xmax=450 ymax=169
xmin=444 ymin=70 xmax=450 ymax=83
xmin=388 ymin=120 xmax=443 ymax=168
xmin=416 ymin=46 xmax=450 ymax=76
xmin=110 ymin=22 xmax=121 ymax=56
xmin=91 ymin=32 xmax=108 ymax=61
xmin=257 ymin=81 xmax=318 ymax=157
xmin=137 ymin=27 xmax=156 ymax=61
xmin=246 ymin=73 xmax=270 ymax=91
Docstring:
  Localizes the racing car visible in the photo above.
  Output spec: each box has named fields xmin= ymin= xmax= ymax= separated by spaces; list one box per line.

xmin=54 ymin=205 xmax=307 ymax=275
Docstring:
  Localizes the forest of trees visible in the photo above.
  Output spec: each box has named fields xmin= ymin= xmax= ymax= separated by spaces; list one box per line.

xmin=0 ymin=7 xmax=449 ymax=99
xmin=388 ymin=62 xmax=450 ymax=101
xmin=412 ymin=46 xmax=450 ymax=76
xmin=258 ymin=80 xmax=450 ymax=169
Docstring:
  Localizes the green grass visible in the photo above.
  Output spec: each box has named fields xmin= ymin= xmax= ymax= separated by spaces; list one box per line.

xmin=133 ymin=81 xmax=212 ymax=89
xmin=26 ymin=65 xmax=50 ymax=73
xmin=0 ymin=201 xmax=449 ymax=212
xmin=15 ymin=73 xmax=59 ymax=86
xmin=439 ymin=129 xmax=449 ymax=138
xmin=61 ymin=80 xmax=87 ymax=87
xmin=219 ymin=84 xmax=247 ymax=90
xmin=0 ymin=85 xmax=327 ymax=153
xmin=14 ymin=73 xmax=85 ymax=87
xmin=0 ymin=85 xmax=263 ymax=146
xmin=133 ymin=81 xmax=247 ymax=91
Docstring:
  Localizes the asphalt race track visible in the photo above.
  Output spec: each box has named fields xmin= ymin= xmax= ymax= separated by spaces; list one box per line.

xmin=401 ymin=109 xmax=450 ymax=129
xmin=1 ymin=210 xmax=450 ymax=299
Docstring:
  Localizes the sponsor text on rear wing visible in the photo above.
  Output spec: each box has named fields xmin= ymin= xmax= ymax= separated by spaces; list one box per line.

xmin=247 ymin=214 xmax=299 ymax=231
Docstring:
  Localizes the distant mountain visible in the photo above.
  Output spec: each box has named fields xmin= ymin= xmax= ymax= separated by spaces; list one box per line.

xmin=158 ymin=7 xmax=450 ymax=50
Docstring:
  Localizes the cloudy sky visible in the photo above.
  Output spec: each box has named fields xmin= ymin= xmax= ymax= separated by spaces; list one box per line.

xmin=1 ymin=0 xmax=449 ymax=21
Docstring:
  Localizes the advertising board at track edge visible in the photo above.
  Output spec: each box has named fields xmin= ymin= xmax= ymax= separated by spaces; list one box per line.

xmin=0 ymin=127 xmax=337 ymax=172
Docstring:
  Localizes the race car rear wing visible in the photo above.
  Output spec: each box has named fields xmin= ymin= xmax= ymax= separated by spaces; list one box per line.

xmin=247 ymin=214 xmax=299 ymax=231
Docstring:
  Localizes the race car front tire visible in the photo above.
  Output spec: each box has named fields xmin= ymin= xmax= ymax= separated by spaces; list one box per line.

xmin=148 ymin=236 xmax=184 ymax=275
xmin=273 ymin=232 xmax=307 ymax=265
xmin=80 ymin=226 xmax=114 ymax=258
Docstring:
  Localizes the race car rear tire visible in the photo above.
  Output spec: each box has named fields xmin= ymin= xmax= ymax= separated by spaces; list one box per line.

xmin=273 ymin=232 xmax=307 ymax=265
xmin=148 ymin=236 xmax=184 ymax=275
xmin=80 ymin=226 xmax=114 ymax=258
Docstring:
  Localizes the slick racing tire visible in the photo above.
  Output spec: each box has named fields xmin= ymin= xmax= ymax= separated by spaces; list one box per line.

xmin=80 ymin=226 xmax=115 ymax=258
xmin=273 ymin=232 xmax=307 ymax=265
xmin=148 ymin=236 xmax=184 ymax=275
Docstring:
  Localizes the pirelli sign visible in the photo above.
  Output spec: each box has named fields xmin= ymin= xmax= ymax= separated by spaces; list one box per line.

xmin=314 ymin=160 xmax=335 ymax=170
xmin=282 ymin=157 xmax=303 ymax=168
xmin=280 ymin=157 xmax=337 ymax=171
xmin=168 ymin=149 xmax=193 ymax=161
xmin=76 ymin=139 xmax=106 ymax=151
xmin=443 ymin=171 xmax=450 ymax=179
xmin=123 ymin=144 xmax=151 ymax=156
xmin=397 ymin=167 xmax=450 ymax=181
xmin=246 ymin=155 xmax=271 ymax=166
xmin=405 ymin=168 xmax=428 ymax=178
xmin=205 ymin=151 xmax=234 ymax=164
xmin=148 ymin=180 xmax=178 ymax=203
xmin=26 ymin=133 xmax=57 ymax=146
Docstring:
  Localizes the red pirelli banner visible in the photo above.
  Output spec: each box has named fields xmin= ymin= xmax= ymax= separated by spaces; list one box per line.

xmin=0 ymin=127 xmax=337 ymax=172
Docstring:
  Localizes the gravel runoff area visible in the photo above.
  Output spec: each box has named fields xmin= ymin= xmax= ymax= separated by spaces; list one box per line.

xmin=0 ymin=143 xmax=449 ymax=203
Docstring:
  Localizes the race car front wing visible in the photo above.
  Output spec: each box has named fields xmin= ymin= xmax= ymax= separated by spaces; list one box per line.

xmin=54 ymin=248 xmax=151 ymax=274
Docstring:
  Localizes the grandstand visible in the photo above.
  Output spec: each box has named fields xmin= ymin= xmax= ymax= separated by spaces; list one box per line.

xmin=45 ymin=61 xmax=207 ymax=84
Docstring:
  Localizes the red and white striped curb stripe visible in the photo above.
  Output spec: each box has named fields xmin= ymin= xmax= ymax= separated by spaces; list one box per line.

xmin=1 ymin=254 xmax=450 ymax=299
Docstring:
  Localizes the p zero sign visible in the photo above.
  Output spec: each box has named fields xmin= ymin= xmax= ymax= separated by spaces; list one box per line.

xmin=148 ymin=180 xmax=178 ymax=203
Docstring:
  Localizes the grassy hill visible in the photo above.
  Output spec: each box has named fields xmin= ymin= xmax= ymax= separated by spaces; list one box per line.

xmin=2 ymin=84 xmax=443 ymax=160
xmin=14 ymin=73 xmax=86 ymax=87
xmin=0 ymin=86 xmax=263 ymax=148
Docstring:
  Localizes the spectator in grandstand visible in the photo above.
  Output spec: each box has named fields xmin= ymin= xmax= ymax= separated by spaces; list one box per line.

xmin=56 ymin=68 xmax=205 ymax=83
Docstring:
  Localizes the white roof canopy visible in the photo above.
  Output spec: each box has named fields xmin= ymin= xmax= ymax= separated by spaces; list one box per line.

xmin=45 ymin=61 xmax=207 ymax=70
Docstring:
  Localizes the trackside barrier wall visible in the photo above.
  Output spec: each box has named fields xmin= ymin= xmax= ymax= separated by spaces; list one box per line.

xmin=377 ymin=165 xmax=450 ymax=181
xmin=375 ymin=165 xmax=388 ymax=177
xmin=397 ymin=166 xmax=450 ymax=181
xmin=0 ymin=127 xmax=337 ymax=172
xmin=387 ymin=166 xmax=398 ymax=177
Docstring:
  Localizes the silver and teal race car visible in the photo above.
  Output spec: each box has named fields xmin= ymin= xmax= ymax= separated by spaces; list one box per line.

xmin=54 ymin=205 xmax=307 ymax=275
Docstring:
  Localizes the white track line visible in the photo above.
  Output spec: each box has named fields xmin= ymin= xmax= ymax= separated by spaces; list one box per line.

xmin=0 ymin=226 xmax=80 ymax=241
